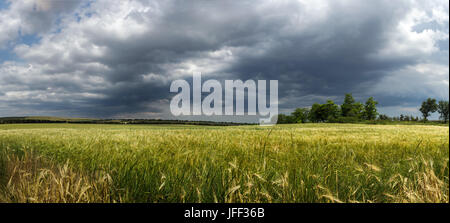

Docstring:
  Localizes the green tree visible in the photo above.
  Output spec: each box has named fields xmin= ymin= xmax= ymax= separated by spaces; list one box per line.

xmin=353 ymin=102 xmax=364 ymax=119
xmin=323 ymin=100 xmax=340 ymax=121
xmin=309 ymin=103 xmax=323 ymax=123
xmin=363 ymin=97 xmax=378 ymax=120
xmin=309 ymin=100 xmax=340 ymax=122
xmin=437 ymin=100 xmax=449 ymax=123
xmin=292 ymin=108 xmax=310 ymax=123
xmin=419 ymin=98 xmax=438 ymax=121
xmin=341 ymin=93 xmax=356 ymax=117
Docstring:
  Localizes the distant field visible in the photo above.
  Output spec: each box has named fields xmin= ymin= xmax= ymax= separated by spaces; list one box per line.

xmin=0 ymin=123 xmax=448 ymax=203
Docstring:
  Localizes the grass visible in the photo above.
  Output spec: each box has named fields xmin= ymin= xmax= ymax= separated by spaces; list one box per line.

xmin=0 ymin=152 xmax=115 ymax=203
xmin=0 ymin=123 xmax=448 ymax=203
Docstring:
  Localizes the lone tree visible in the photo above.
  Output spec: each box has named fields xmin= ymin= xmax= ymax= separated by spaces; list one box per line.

xmin=419 ymin=98 xmax=438 ymax=121
xmin=363 ymin=97 xmax=378 ymax=120
xmin=437 ymin=100 xmax=449 ymax=123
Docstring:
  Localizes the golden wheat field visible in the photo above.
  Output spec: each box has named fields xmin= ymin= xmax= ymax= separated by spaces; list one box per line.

xmin=0 ymin=123 xmax=448 ymax=203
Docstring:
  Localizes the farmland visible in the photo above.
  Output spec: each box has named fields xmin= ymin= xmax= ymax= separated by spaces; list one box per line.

xmin=0 ymin=123 xmax=448 ymax=203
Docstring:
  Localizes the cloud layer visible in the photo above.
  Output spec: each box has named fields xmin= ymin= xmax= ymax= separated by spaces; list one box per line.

xmin=0 ymin=0 xmax=448 ymax=119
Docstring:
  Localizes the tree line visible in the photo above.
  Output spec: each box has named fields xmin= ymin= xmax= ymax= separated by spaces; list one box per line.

xmin=0 ymin=117 xmax=251 ymax=126
xmin=277 ymin=94 xmax=449 ymax=124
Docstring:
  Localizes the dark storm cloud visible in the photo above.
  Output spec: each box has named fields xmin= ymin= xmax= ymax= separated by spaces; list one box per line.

xmin=0 ymin=0 xmax=448 ymax=118
xmin=225 ymin=2 xmax=414 ymax=100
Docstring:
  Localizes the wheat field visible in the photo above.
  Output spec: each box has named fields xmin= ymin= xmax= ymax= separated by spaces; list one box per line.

xmin=0 ymin=123 xmax=448 ymax=203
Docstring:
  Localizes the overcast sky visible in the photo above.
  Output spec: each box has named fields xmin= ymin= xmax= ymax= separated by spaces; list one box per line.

xmin=0 ymin=0 xmax=448 ymax=120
